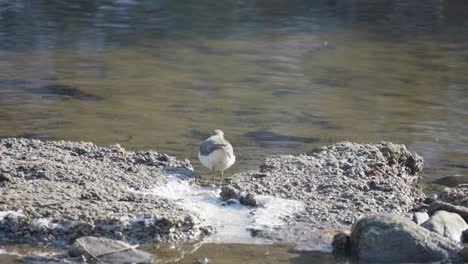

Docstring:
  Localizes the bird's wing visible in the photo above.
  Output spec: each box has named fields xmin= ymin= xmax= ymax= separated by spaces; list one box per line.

xmin=199 ymin=141 xmax=228 ymax=156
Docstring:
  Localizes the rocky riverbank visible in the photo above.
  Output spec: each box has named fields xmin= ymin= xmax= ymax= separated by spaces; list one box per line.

xmin=1 ymin=138 xmax=466 ymax=263
xmin=0 ymin=138 xmax=210 ymax=246
xmin=222 ymin=142 xmax=427 ymax=249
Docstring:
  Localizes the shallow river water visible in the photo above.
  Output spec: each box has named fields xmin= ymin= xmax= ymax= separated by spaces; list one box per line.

xmin=1 ymin=0 xmax=468 ymax=263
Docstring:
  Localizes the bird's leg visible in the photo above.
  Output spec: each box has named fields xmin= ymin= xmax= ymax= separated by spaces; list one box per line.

xmin=212 ymin=168 xmax=217 ymax=184
xmin=220 ymin=170 xmax=224 ymax=184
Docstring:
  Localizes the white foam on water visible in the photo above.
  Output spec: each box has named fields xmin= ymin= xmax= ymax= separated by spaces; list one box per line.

xmin=250 ymin=195 xmax=304 ymax=229
xmin=133 ymin=175 xmax=304 ymax=244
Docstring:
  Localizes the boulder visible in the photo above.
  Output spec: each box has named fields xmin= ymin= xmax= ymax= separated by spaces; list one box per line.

xmin=421 ymin=210 xmax=468 ymax=242
xmin=350 ymin=214 xmax=462 ymax=263
xmin=69 ymin=236 xmax=151 ymax=263
xmin=428 ymin=201 xmax=468 ymax=223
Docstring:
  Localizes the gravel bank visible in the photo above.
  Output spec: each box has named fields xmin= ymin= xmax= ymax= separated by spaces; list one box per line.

xmin=0 ymin=138 xmax=210 ymax=246
xmin=223 ymin=142 xmax=426 ymax=249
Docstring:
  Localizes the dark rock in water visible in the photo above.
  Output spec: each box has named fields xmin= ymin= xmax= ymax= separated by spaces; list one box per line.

xmin=428 ymin=201 xmax=468 ymax=223
xmin=220 ymin=186 xmax=237 ymax=201
xmin=69 ymin=236 xmax=151 ymax=263
xmin=0 ymin=79 xmax=28 ymax=87
xmin=244 ymin=130 xmax=319 ymax=143
xmin=25 ymin=84 xmax=103 ymax=100
xmin=220 ymin=186 xmax=256 ymax=206
xmin=460 ymin=246 xmax=468 ymax=261
xmin=422 ymin=210 xmax=467 ymax=242
xmin=412 ymin=211 xmax=429 ymax=225
xmin=434 ymin=176 xmax=468 ymax=187
xmin=238 ymin=192 xmax=256 ymax=207
xmin=462 ymin=229 xmax=468 ymax=243
xmin=350 ymin=214 xmax=462 ymax=263
xmin=18 ymin=256 xmax=72 ymax=264
xmin=332 ymin=233 xmax=350 ymax=252
xmin=221 ymin=199 xmax=238 ymax=206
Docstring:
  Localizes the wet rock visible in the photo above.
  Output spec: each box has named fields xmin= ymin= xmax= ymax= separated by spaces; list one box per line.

xmin=17 ymin=256 xmax=72 ymax=264
xmin=460 ymin=245 xmax=468 ymax=261
xmin=27 ymin=84 xmax=104 ymax=101
xmin=463 ymin=229 xmax=468 ymax=243
xmin=226 ymin=142 xmax=426 ymax=247
xmin=238 ymin=192 xmax=256 ymax=207
xmin=220 ymin=186 xmax=237 ymax=201
xmin=412 ymin=211 xmax=429 ymax=225
xmin=350 ymin=214 xmax=462 ymax=263
xmin=422 ymin=210 xmax=468 ymax=242
xmin=428 ymin=201 xmax=468 ymax=222
xmin=220 ymin=186 xmax=256 ymax=206
xmin=0 ymin=138 xmax=208 ymax=245
xmin=69 ymin=236 xmax=151 ymax=263
xmin=220 ymin=199 xmax=238 ymax=206
xmin=332 ymin=233 xmax=350 ymax=252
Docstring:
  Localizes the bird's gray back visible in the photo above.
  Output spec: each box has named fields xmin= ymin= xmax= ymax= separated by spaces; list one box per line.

xmin=199 ymin=136 xmax=233 ymax=156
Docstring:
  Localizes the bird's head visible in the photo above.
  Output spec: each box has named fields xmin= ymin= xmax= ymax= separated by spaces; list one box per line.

xmin=212 ymin=129 xmax=224 ymax=137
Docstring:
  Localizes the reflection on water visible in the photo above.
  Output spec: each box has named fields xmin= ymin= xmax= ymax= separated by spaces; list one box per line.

xmin=0 ymin=242 xmax=336 ymax=264
xmin=0 ymin=1 xmax=468 ymax=262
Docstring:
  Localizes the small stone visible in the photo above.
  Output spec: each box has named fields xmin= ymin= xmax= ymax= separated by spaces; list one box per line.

xmin=332 ymin=232 xmax=350 ymax=250
xmin=238 ymin=192 xmax=256 ymax=207
xmin=220 ymin=186 xmax=237 ymax=201
xmin=412 ymin=211 xmax=429 ymax=225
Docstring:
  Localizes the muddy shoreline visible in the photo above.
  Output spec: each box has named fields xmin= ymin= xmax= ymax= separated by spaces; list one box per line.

xmin=0 ymin=138 xmax=209 ymax=246
xmin=0 ymin=138 xmax=466 ymax=262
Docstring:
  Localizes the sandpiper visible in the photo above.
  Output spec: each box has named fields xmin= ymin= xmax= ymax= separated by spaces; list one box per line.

xmin=198 ymin=129 xmax=235 ymax=183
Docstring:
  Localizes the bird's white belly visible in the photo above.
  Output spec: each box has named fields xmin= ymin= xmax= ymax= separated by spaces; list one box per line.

xmin=198 ymin=149 xmax=235 ymax=171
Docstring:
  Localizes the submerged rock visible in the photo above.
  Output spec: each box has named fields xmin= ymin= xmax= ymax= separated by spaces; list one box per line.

xmin=225 ymin=142 xmax=426 ymax=248
xmin=69 ymin=236 xmax=151 ymax=263
xmin=0 ymin=138 xmax=209 ymax=245
xmin=350 ymin=214 xmax=462 ymax=263
xmin=421 ymin=210 xmax=468 ymax=242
